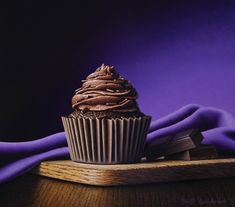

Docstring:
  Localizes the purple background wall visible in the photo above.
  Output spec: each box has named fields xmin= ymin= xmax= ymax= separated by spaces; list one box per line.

xmin=1 ymin=1 xmax=235 ymax=140
xmin=87 ymin=1 xmax=235 ymax=119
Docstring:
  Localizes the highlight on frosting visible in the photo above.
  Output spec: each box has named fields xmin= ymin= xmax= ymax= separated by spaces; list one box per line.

xmin=72 ymin=64 xmax=140 ymax=112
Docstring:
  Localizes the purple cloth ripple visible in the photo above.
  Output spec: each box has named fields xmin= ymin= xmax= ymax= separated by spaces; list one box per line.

xmin=146 ymin=104 xmax=235 ymax=153
xmin=1 ymin=104 xmax=235 ymax=184
xmin=0 ymin=147 xmax=69 ymax=185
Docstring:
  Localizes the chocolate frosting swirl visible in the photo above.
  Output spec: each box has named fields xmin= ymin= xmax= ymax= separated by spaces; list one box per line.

xmin=72 ymin=64 xmax=140 ymax=112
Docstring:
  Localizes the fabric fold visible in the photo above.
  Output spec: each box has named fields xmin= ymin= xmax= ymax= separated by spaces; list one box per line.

xmin=146 ymin=104 xmax=235 ymax=153
xmin=0 ymin=132 xmax=67 ymax=157
xmin=0 ymin=147 xmax=69 ymax=184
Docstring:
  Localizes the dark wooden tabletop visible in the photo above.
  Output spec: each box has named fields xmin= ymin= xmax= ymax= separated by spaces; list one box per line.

xmin=0 ymin=174 xmax=235 ymax=207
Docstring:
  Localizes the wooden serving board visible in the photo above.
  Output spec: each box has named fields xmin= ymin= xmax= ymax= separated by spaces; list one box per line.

xmin=31 ymin=158 xmax=235 ymax=186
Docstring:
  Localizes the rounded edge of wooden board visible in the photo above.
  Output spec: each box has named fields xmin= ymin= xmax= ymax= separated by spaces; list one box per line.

xmin=33 ymin=158 xmax=235 ymax=186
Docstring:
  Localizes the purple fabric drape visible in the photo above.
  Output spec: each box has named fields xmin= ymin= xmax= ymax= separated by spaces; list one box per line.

xmin=1 ymin=104 xmax=235 ymax=184
xmin=146 ymin=104 xmax=235 ymax=153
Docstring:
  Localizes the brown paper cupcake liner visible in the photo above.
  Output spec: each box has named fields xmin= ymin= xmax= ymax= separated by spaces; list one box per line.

xmin=62 ymin=116 xmax=151 ymax=164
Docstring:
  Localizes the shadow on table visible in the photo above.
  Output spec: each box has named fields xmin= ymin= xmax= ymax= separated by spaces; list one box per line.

xmin=0 ymin=174 xmax=235 ymax=207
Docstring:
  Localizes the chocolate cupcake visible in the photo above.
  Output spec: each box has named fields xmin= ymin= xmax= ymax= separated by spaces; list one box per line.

xmin=62 ymin=64 xmax=151 ymax=164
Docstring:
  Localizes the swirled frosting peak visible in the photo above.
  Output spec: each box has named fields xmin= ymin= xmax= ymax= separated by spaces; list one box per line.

xmin=72 ymin=64 xmax=140 ymax=112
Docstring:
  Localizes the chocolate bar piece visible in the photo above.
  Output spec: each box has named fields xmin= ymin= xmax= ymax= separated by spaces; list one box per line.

xmin=166 ymin=145 xmax=218 ymax=161
xmin=146 ymin=129 xmax=203 ymax=161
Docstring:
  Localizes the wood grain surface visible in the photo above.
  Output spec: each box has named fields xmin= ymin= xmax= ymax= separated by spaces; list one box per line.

xmin=31 ymin=158 xmax=235 ymax=186
xmin=0 ymin=174 xmax=235 ymax=207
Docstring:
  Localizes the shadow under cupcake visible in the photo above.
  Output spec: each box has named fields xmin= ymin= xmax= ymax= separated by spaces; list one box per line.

xmin=62 ymin=64 xmax=151 ymax=164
